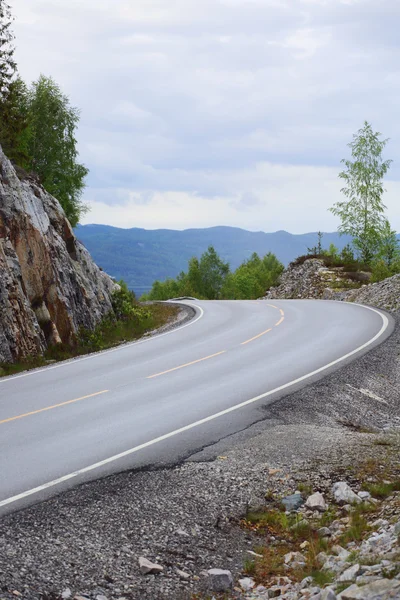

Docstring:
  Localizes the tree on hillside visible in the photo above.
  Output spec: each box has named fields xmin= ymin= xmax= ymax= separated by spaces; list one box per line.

xmin=330 ymin=121 xmax=392 ymax=264
xmin=0 ymin=0 xmax=16 ymax=98
xmin=198 ymin=246 xmax=230 ymax=299
xmin=377 ymin=219 xmax=399 ymax=267
xmin=26 ymin=75 xmax=89 ymax=227
xmin=0 ymin=76 xmax=30 ymax=164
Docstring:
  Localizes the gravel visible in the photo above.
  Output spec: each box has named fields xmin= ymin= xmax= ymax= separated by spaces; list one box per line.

xmin=0 ymin=310 xmax=399 ymax=599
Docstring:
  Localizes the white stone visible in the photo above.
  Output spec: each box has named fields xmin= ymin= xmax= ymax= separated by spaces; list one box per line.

xmin=138 ymin=557 xmax=164 ymax=575
xmin=339 ymin=579 xmax=400 ymax=599
xmin=332 ymin=482 xmax=362 ymax=505
xmin=338 ymin=564 xmax=361 ymax=583
xmin=357 ymin=491 xmax=371 ymax=500
xmin=238 ymin=577 xmax=255 ymax=591
xmin=305 ymin=492 xmax=327 ymax=512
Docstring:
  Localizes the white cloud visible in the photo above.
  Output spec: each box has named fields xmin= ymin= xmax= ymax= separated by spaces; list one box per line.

xmin=12 ymin=0 xmax=400 ymax=233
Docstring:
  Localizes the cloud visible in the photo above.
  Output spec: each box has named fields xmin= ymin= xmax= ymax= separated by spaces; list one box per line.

xmin=12 ymin=0 xmax=400 ymax=232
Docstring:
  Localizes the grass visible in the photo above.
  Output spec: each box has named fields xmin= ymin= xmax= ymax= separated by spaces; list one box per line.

xmin=0 ymin=301 xmax=179 ymax=378
xmin=297 ymin=482 xmax=313 ymax=496
xmin=243 ymin=558 xmax=256 ymax=576
xmin=361 ymin=480 xmax=400 ymax=499
xmin=339 ymin=504 xmax=374 ymax=545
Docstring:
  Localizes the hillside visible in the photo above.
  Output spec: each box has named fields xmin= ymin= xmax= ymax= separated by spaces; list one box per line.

xmin=75 ymin=224 xmax=351 ymax=294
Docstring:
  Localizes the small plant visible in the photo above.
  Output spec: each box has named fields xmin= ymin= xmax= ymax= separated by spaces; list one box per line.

xmin=243 ymin=558 xmax=256 ymax=576
xmin=339 ymin=504 xmax=372 ymax=544
xmin=362 ymin=481 xmax=400 ymax=500
xmin=311 ymin=569 xmax=334 ymax=586
xmin=297 ymin=482 xmax=313 ymax=496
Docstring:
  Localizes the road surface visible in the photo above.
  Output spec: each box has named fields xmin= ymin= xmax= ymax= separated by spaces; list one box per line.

xmin=0 ymin=299 xmax=393 ymax=515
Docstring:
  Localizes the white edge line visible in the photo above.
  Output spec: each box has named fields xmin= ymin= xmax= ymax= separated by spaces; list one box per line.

xmin=0 ymin=303 xmax=390 ymax=508
xmin=0 ymin=302 xmax=204 ymax=385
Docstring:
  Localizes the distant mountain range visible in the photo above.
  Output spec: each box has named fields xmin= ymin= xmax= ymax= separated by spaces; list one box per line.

xmin=76 ymin=224 xmax=352 ymax=294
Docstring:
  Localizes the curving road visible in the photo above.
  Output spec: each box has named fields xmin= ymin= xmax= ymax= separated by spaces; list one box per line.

xmin=0 ymin=299 xmax=393 ymax=515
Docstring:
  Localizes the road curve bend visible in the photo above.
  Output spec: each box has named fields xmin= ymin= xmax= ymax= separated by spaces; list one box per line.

xmin=0 ymin=299 xmax=393 ymax=515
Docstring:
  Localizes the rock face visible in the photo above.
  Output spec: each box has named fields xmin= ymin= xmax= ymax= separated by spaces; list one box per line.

xmin=345 ymin=273 xmax=400 ymax=312
xmin=0 ymin=146 xmax=117 ymax=363
xmin=263 ymin=258 xmax=365 ymax=300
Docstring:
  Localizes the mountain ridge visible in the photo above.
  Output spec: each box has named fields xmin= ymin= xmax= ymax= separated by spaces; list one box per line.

xmin=76 ymin=224 xmax=354 ymax=294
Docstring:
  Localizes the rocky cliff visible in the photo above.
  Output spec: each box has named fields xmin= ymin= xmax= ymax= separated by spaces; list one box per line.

xmin=0 ymin=146 xmax=117 ymax=364
xmin=264 ymin=256 xmax=400 ymax=313
xmin=263 ymin=258 xmax=367 ymax=300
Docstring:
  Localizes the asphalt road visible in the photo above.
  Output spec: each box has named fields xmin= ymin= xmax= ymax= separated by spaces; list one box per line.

xmin=0 ymin=299 xmax=393 ymax=515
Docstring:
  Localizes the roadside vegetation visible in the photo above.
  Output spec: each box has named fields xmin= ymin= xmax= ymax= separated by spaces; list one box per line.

xmin=0 ymin=282 xmax=178 ymax=378
xmin=141 ymin=246 xmax=284 ymax=301
xmin=0 ymin=1 xmax=88 ymax=226
xmin=239 ymin=443 xmax=400 ymax=592
xmin=301 ymin=122 xmax=400 ymax=284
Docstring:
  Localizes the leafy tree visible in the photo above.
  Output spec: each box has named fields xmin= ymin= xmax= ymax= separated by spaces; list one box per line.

xmin=0 ymin=0 xmax=16 ymax=98
xmin=198 ymin=246 xmax=230 ymax=299
xmin=0 ymin=76 xmax=31 ymax=164
xmin=26 ymin=75 xmax=89 ymax=226
xmin=376 ymin=219 xmax=399 ymax=267
xmin=330 ymin=121 xmax=392 ymax=263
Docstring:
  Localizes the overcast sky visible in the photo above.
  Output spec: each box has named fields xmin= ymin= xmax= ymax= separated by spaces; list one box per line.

xmin=13 ymin=0 xmax=400 ymax=233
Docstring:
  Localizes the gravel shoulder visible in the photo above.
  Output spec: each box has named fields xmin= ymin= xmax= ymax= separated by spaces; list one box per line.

xmin=0 ymin=309 xmax=399 ymax=600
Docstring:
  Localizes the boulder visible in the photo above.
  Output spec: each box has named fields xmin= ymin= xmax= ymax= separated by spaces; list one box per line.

xmin=282 ymin=493 xmax=304 ymax=511
xmin=339 ymin=579 xmax=400 ymax=599
xmin=332 ymin=482 xmax=362 ymax=505
xmin=305 ymin=492 xmax=327 ymax=512
xmin=207 ymin=569 xmax=233 ymax=592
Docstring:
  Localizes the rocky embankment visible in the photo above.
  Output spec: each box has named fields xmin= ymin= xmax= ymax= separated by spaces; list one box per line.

xmin=0 ymin=146 xmax=117 ymax=363
xmin=263 ymin=259 xmax=368 ymax=301
xmin=263 ymin=257 xmax=400 ymax=314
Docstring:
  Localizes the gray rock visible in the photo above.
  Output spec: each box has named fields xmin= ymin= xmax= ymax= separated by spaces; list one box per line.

xmin=358 ymin=491 xmax=371 ymax=500
xmin=207 ymin=568 xmax=233 ymax=592
xmin=176 ymin=568 xmax=190 ymax=581
xmin=338 ymin=564 xmax=361 ymax=583
xmin=306 ymin=492 xmax=327 ymax=512
xmin=284 ymin=551 xmax=306 ymax=565
xmin=239 ymin=577 xmax=255 ymax=591
xmin=61 ymin=591 xmax=72 ymax=600
xmin=339 ymin=578 xmax=400 ymax=599
xmin=318 ymin=526 xmax=332 ymax=538
xmin=320 ymin=589 xmax=337 ymax=600
xmin=138 ymin=557 xmax=164 ymax=575
xmin=394 ymin=522 xmax=400 ymax=536
xmin=332 ymin=545 xmax=350 ymax=561
xmin=332 ymin=482 xmax=362 ymax=505
xmin=281 ymin=492 xmax=304 ymax=511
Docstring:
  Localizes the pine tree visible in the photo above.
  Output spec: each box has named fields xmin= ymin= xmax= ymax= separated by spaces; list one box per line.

xmin=0 ymin=0 xmax=16 ymax=98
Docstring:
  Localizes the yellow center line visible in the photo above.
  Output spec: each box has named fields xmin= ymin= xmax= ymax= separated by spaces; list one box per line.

xmin=147 ymin=351 xmax=226 ymax=379
xmin=0 ymin=390 xmax=109 ymax=426
xmin=241 ymin=306 xmax=286 ymax=345
xmin=241 ymin=328 xmax=273 ymax=345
